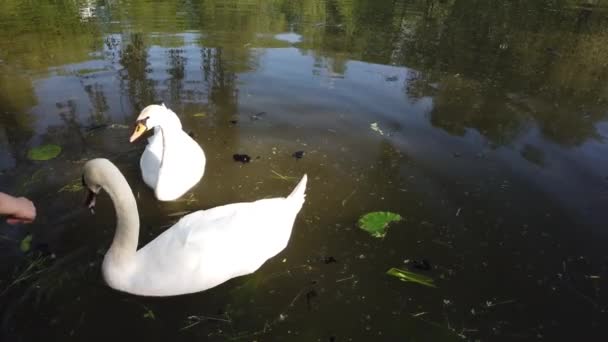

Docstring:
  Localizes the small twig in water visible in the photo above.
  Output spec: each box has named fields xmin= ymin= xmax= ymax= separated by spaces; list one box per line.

xmin=341 ymin=189 xmax=356 ymax=207
xmin=270 ymin=170 xmax=296 ymax=181
xmin=336 ymin=274 xmax=355 ymax=283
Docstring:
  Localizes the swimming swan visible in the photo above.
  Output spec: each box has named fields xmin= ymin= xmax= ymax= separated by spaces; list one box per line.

xmin=82 ymin=158 xmax=307 ymax=296
xmin=129 ymin=104 xmax=205 ymax=201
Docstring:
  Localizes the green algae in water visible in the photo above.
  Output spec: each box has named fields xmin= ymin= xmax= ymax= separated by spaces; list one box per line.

xmin=386 ymin=267 xmax=437 ymax=288
xmin=358 ymin=211 xmax=402 ymax=238
xmin=58 ymin=179 xmax=83 ymax=193
xmin=20 ymin=234 xmax=32 ymax=253
xmin=27 ymin=144 xmax=61 ymax=161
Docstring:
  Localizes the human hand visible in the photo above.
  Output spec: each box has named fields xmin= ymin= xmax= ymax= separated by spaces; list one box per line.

xmin=6 ymin=197 xmax=36 ymax=225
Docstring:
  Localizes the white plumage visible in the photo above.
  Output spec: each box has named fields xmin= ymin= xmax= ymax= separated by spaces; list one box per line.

xmin=130 ymin=104 xmax=205 ymax=201
xmin=83 ymin=158 xmax=307 ymax=297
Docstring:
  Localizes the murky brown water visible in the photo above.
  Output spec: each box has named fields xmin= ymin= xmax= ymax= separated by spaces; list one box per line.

xmin=1 ymin=0 xmax=608 ymax=341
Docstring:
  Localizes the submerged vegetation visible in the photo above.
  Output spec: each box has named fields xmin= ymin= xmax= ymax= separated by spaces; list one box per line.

xmin=0 ymin=0 xmax=608 ymax=341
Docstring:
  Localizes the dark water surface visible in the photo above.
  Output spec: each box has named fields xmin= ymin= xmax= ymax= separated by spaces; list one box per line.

xmin=1 ymin=0 xmax=608 ymax=341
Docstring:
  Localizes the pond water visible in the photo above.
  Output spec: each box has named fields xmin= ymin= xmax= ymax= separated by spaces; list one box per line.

xmin=1 ymin=0 xmax=608 ymax=341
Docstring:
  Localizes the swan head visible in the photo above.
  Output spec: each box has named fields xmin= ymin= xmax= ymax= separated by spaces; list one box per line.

xmin=129 ymin=103 xmax=182 ymax=142
xmin=82 ymin=158 xmax=114 ymax=212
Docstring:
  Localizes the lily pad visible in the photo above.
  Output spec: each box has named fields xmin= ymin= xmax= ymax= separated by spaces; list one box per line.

xmin=386 ymin=267 xmax=437 ymax=288
xmin=20 ymin=234 xmax=33 ymax=253
xmin=27 ymin=144 xmax=61 ymax=161
xmin=357 ymin=211 xmax=402 ymax=238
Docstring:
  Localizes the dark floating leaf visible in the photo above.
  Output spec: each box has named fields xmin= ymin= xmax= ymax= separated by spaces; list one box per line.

xmin=358 ymin=211 xmax=402 ymax=238
xmin=229 ymin=120 xmax=238 ymax=124
xmin=20 ymin=234 xmax=33 ymax=253
xmin=27 ymin=144 xmax=62 ymax=161
xmin=386 ymin=267 xmax=437 ymax=288
xmin=323 ymin=256 xmax=337 ymax=264
xmin=233 ymin=154 xmax=251 ymax=163
xmin=292 ymin=151 xmax=305 ymax=159
xmin=412 ymin=259 xmax=431 ymax=271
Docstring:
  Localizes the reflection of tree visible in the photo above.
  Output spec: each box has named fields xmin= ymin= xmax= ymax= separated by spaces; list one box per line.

xmin=0 ymin=0 xmax=100 ymax=71
xmin=84 ymin=83 xmax=109 ymax=125
xmin=202 ymin=47 xmax=238 ymax=118
xmin=119 ymin=33 xmax=157 ymax=111
xmin=167 ymin=48 xmax=186 ymax=104
xmin=55 ymin=99 xmax=88 ymax=153
xmin=428 ymin=75 xmax=524 ymax=146
xmin=393 ymin=0 xmax=608 ymax=146
xmin=0 ymin=66 xmax=36 ymax=165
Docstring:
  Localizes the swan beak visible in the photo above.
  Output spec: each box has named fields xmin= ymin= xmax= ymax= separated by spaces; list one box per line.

xmin=85 ymin=190 xmax=97 ymax=214
xmin=129 ymin=123 xmax=147 ymax=143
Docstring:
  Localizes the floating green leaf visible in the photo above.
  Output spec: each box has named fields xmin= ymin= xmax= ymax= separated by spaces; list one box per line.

xmin=386 ymin=267 xmax=437 ymax=288
xmin=143 ymin=308 xmax=156 ymax=320
xmin=357 ymin=211 xmax=402 ymax=238
xmin=27 ymin=144 xmax=61 ymax=161
xmin=20 ymin=234 xmax=33 ymax=253
xmin=193 ymin=112 xmax=207 ymax=117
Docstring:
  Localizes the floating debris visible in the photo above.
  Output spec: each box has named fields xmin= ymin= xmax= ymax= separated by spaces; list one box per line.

xmin=323 ymin=256 xmax=337 ymax=264
xmin=357 ymin=211 xmax=402 ymax=238
xmin=250 ymin=111 xmax=266 ymax=120
xmin=27 ymin=144 xmax=61 ymax=161
xmin=292 ymin=150 xmax=305 ymax=159
xmin=229 ymin=120 xmax=238 ymax=125
xmin=233 ymin=154 xmax=251 ymax=163
xmin=412 ymin=259 xmax=431 ymax=271
xmin=271 ymin=170 xmax=297 ymax=181
xmin=192 ymin=112 xmax=207 ymax=118
xmin=370 ymin=122 xmax=384 ymax=136
xmin=386 ymin=267 xmax=437 ymax=288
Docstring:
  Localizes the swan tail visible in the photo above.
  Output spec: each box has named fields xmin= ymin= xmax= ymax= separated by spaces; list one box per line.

xmin=287 ymin=174 xmax=307 ymax=204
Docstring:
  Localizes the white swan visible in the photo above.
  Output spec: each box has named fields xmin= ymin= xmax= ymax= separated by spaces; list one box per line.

xmin=129 ymin=104 xmax=205 ymax=201
xmin=82 ymin=158 xmax=307 ymax=297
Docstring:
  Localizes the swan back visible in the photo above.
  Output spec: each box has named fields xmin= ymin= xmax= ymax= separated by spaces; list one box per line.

xmin=124 ymin=175 xmax=307 ymax=296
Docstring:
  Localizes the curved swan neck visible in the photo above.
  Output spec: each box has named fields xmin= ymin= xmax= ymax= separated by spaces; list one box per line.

xmin=102 ymin=165 xmax=140 ymax=258
xmin=158 ymin=124 xmax=181 ymax=169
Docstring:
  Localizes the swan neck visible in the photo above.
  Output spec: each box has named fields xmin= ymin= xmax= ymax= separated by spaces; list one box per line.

xmin=159 ymin=124 xmax=180 ymax=168
xmin=104 ymin=170 xmax=139 ymax=259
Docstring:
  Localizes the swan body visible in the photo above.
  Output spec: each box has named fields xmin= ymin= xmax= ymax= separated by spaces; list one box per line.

xmin=82 ymin=158 xmax=307 ymax=297
xmin=130 ymin=104 xmax=205 ymax=201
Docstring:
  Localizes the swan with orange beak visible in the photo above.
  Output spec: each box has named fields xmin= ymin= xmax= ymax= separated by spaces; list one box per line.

xmin=129 ymin=104 xmax=206 ymax=201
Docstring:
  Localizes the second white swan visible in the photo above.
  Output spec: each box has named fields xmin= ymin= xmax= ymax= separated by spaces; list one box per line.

xmin=130 ymin=104 xmax=205 ymax=201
